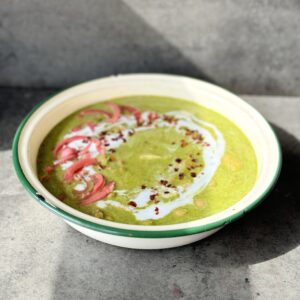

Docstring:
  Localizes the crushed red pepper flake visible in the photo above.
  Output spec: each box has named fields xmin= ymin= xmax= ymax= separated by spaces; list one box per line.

xmin=175 ymin=158 xmax=182 ymax=163
xmin=181 ymin=139 xmax=188 ymax=147
xmin=191 ymin=172 xmax=197 ymax=178
xmin=155 ymin=207 xmax=159 ymax=215
xmin=150 ymin=193 xmax=158 ymax=201
xmin=128 ymin=201 xmax=137 ymax=207
xmin=179 ymin=173 xmax=184 ymax=180
xmin=159 ymin=179 xmax=169 ymax=186
xmin=141 ymin=185 xmax=146 ymax=189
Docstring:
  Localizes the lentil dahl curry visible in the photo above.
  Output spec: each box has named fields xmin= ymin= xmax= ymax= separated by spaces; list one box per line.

xmin=37 ymin=96 xmax=257 ymax=225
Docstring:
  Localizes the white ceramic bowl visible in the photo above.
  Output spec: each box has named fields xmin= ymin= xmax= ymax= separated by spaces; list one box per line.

xmin=13 ymin=74 xmax=281 ymax=249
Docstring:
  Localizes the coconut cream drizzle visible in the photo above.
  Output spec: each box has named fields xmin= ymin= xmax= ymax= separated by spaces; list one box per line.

xmin=64 ymin=110 xmax=225 ymax=220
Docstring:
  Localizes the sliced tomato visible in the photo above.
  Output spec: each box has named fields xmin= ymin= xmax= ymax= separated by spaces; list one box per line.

xmin=53 ymin=135 xmax=87 ymax=158
xmin=79 ymin=140 xmax=92 ymax=156
xmin=86 ymin=121 xmax=97 ymax=131
xmin=73 ymin=178 xmax=93 ymax=198
xmin=121 ymin=105 xmax=142 ymax=124
xmin=64 ymin=157 xmax=97 ymax=182
xmin=91 ymin=173 xmax=106 ymax=193
xmin=60 ymin=147 xmax=77 ymax=159
xmin=79 ymin=108 xmax=111 ymax=118
xmin=106 ymin=103 xmax=121 ymax=123
xmin=54 ymin=154 xmax=77 ymax=166
xmin=92 ymin=138 xmax=105 ymax=154
xmin=81 ymin=181 xmax=115 ymax=205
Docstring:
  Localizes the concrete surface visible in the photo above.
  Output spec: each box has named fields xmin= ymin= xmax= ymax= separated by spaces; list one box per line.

xmin=0 ymin=89 xmax=300 ymax=299
xmin=1 ymin=1 xmax=300 ymax=95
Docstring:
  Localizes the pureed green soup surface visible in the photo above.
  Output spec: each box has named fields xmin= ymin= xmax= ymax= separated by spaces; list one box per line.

xmin=38 ymin=96 xmax=257 ymax=225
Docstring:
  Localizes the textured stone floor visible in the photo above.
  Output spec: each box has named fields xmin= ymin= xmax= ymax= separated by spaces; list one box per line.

xmin=0 ymin=89 xmax=299 ymax=299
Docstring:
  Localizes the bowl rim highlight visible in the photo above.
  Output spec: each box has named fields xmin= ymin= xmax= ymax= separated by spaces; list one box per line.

xmin=12 ymin=74 xmax=282 ymax=238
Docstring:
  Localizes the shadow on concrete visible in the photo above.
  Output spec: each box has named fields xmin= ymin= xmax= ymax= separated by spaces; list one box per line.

xmin=0 ymin=0 xmax=214 ymax=88
xmin=0 ymin=87 xmax=58 ymax=150
xmin=0 ymin=0 xmax=214 ymax=150
xmin=190 ymin=123 xmax=300 ymax=266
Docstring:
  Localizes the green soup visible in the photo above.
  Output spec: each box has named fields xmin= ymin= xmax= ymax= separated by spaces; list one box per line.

xmin=37 ymin=96 xmax=257 ymax=225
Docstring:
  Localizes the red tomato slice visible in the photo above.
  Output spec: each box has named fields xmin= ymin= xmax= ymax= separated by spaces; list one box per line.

xmin=79 ymin=108 xmax=111 ymax=118
xmin=106 ymin=103 xmax=121 ymax=123
xmin=81 ymin=181 xmax=115 ymax=205
xmin=53 ymin=135 xmax=87 ymax=158
xmin=64 ymin=157 xmax=97 ymax=182
xmin=91 ymin=173 xmax=106 ymax=193
xmin=121 ymin=105 xmax=142 ymax=124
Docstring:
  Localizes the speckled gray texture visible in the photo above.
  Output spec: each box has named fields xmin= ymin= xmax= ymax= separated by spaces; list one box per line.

xmin=1 ymin=0 xmax=300 ymax=95
xmin=0 ymin=89 xmax=300 ymax=299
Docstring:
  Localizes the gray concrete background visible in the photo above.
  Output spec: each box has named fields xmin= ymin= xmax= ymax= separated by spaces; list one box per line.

xmin=0 ymin=89 xmax=300 ymax=299
xmin=1 ymin=0 xmax=300 ymax=95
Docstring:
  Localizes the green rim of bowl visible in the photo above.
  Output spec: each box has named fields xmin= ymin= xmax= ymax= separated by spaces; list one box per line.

xmin=12 ymin=85 xmax=282 ymax=238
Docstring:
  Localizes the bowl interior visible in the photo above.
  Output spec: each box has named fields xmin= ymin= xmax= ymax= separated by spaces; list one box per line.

xmin=17 ymin=74 xmax=281 ymax=232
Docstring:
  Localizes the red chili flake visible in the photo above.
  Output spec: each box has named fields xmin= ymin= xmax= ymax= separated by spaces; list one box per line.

xmin=192 ymin=158 xmax=197 ymax=163
xmin=150 ymin=194 xmax=158 ymax=201
xmin=71 ymin=125 xmax=82 ymax=132
xmin=155 ymin=207 xmax=159 ymax=215
xmin=179 ymin=173 xmax=184 ymax=180
xmin=39 ymin=174 xmax=49 ymax=181
xmin=163 ymin=115 xmax=178 ymax=124
xmin=181 ymin=139 xmax=188 ymax=147
xmin=104 ymin=143 xmax=110 ymax=147
xmin=147 ymin=112 xmax=159 ymax=125
xmin=57 ymin=193 xmax=66 ymax=202
xmin=141 ymin=185 xmax=146 ymax=189
xmin=164 ymin=191 xmax=170 ymax=194
xmin=159 ymin=180 xmax=168 ymax=186
xmin=175 ymin=158 xmax=182 ymax=163
xmin=128 ymin=130 xmax=135 ymax=136
xmin=191 ymin=172 xmax=197 ymax=178
xmin=44 ymin=165 xmax=55 ymax=174
xmin=128 ymin=201 xmax=137 ymax=207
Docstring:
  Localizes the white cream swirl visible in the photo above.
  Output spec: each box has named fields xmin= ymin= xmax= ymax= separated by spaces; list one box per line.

xmin=63 ymin=111 xmax=225 ymax=220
